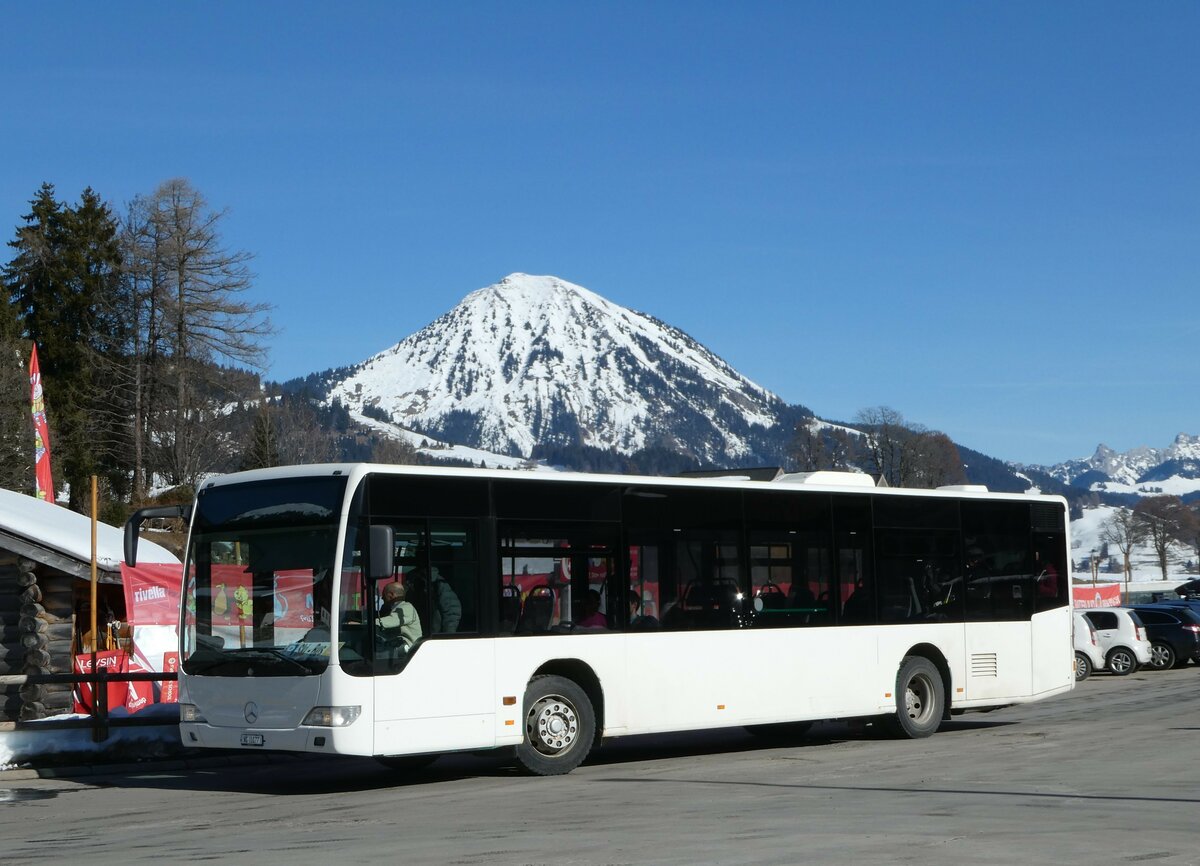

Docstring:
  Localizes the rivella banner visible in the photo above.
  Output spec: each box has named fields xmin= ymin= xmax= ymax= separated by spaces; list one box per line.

xmin=121 ymin=562 xmax=182 ymax=707
xmin=122 ymin=562 xmax=184 ymax=627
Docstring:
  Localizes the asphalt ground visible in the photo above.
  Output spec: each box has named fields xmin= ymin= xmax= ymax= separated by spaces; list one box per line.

xmin=1 ymin=664 xmax=1198 ymax=865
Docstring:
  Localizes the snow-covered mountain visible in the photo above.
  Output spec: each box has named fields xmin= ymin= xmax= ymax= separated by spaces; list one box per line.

xmin=325 ymin=274 xmax=796 ymax=465
xmin=1036 ymin=434 xmax=1200 ymax=499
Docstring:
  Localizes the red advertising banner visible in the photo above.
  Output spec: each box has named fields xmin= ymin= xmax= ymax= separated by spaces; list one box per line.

xmin=202 ymin=565 xmax=315 ymax=629
xmin=1073 ymin=584 xmax=1123 ymax=608
xmin=160 ymin=652 xmax=179 ymax=704
xmin=273 ymin=571 xmax=316 ymax=629
xmin=123 ymin=652 xmax=155 ymax=713
xmin=208 ymin=563 xmax=253 ymax=626
xmin=122 ymin=563 xmax=184 ymax=627
xmin=72 ymin=650 xmax=128 ymax=714
xmin=28 ymin=345 xmax=54 ymax=503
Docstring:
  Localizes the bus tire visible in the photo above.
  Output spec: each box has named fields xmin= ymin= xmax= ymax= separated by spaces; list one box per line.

xmin=376 ymin=754 xmax=438 ymax=772
xmin=515 ymin=674 xmax=595 ymax=776
xmin=884 ymin=656 xmax=944 ymax=739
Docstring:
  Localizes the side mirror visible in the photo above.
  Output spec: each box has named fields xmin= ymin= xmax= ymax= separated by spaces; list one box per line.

xmin=369 ymin=524 xmax=395 ymax=580
xmin=124 ymin=504 xmax=190 ymax=566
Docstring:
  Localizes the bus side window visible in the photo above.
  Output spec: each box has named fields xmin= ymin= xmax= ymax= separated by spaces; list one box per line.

xmin=427 ymin=522 xmax=478 ymax=634
xmin=833 ymin=496 xmax=874 ymax=626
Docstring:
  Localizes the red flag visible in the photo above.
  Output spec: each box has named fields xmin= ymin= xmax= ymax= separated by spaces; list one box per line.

xmin=29 ymin=345 xmax=55 ymax=503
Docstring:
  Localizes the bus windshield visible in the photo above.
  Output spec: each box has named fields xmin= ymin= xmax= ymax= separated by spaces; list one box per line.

xmin=182 ymin=476 xmax=347 ymax=677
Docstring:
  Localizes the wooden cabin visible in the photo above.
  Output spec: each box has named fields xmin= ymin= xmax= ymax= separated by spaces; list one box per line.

xmin=0 ymin=489 xmax=179 ymax=722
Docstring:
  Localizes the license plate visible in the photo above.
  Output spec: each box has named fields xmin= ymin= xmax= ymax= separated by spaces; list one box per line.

xmin=240 ymin=733 xmax=265 ymax=747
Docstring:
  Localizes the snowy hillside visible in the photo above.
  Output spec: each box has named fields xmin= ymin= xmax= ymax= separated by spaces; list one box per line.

xmin=1070 ymin=504 xmax=1198 ymax=587
xmin=326 ymin=274 xmax=792 ymax=464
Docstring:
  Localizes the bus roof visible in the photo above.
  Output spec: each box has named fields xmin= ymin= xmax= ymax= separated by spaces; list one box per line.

xmin=199 ymin=462 xmax=1067 ymax=507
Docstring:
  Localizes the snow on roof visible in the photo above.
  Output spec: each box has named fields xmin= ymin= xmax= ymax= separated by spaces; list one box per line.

xmin=0 ymin=487 xmax=180 ymax=571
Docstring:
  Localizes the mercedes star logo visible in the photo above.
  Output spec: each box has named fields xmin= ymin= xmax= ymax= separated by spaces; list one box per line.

xmin=244 ymin=701 xmax=259 ymax=724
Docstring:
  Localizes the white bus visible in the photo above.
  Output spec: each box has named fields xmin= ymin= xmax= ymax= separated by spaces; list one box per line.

xmin=125 ymin=464 xmax=1074 ymax=776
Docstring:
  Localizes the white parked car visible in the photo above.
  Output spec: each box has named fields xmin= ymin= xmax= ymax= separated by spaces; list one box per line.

xmin=1073 ymin=611 xmax=1105 ymax=681
xmin=1082 ymin=608 xmax=1153 ymax=675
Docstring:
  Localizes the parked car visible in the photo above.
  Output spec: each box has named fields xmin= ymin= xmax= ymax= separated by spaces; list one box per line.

xmin=1157 ymin=597 xmax=1200 ymax=614
xmin=1174 ymin=578 xmax=1200 ymax=598
xmin=1082 ymin=608 xmax=1153 ymax=675
xmin=1128 ymin=604 xmax=1200 ymax=670
xmin=1073 ymin=610 xmax=1105 ymax=681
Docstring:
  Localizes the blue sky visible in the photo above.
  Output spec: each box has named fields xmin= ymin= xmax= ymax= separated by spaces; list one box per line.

xmin=2 ymin=3 xmax=1196 ymax=466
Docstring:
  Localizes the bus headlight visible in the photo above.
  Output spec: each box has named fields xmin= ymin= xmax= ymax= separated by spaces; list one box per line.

xmin=180 ymin=703 xmax=207 ymax=723
xmin=302 ymin=706 xmax=361 ymax=727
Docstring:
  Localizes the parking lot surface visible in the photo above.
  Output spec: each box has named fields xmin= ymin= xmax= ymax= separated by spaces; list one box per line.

xmin=2 ymin=666 xmax=1198 ymax=865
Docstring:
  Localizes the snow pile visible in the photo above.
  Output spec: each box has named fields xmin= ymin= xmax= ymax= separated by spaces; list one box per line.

xmin=0 ymin=705 xmax=184 ymax=770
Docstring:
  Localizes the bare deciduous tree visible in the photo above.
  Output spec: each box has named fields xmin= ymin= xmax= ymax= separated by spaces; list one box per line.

xmin=135 ymin=179 xmax=273 ymax=489
xmin=855 ymin=406 xmax=908 ymax=484
xmin=907 ymin=431 xmax=968 ymax=488
xmin=1134 ymin=496 xmax=1200 ymax=582
xmin=852 ymin=406 xmax=965 ymax=488
xmin=1099 ymin=507 xmax=1143 ymax=586
xmin=274 ymin=397 xmax=342 ymax=466
xmin=372 ymin=435 xmax=419 ymax=465
xmin=790 ymin=417 xmax=830 ymax=471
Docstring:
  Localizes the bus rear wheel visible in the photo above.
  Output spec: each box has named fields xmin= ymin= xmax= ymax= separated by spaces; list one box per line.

xmin=884 ymin=656 xmax=944 ymax=739
xmin=515 ymin=675 xmax=595 ymax=776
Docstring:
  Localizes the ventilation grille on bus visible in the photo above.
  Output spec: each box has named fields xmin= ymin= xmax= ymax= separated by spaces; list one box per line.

xmin=971 ymin=653 xmax=999 ymax=678
xmin=1032 ymin=503 xmax=1065 ymax=532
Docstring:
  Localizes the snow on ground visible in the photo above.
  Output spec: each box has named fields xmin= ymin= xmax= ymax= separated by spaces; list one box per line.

xmin=0 ymin=705 xmax=183 ymax=770
xmin=1088 ymin=475 xmax=1200 ymax=499
xmin=352 ymin=412 xmax=561 ymax=472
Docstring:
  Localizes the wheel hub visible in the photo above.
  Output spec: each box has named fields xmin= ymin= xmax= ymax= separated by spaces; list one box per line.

xmin=906 ymin=676 xmax=932 ymax=721
xmin=528 ymin=696 xmax=578 ymax=755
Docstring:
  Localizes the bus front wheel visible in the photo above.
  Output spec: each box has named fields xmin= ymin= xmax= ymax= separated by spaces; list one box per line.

xmin=884 ymin=656 xmax=944 ymax=739
xmin=515 ymin=674 xmax=595 ymax=776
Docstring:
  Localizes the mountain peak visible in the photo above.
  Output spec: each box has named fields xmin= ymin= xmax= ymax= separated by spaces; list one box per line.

xmin=327 ymin=273 xmax=786 ymax=462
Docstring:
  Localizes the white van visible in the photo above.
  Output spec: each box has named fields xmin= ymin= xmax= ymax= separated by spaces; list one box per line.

xmin=1082 ymin=608 xmax=1153 ymax=675
xmin=1073 ymin=610 xmax=1105 ymax=681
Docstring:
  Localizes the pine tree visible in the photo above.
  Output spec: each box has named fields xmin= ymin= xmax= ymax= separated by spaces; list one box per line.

xmin=0 ymin=329 xmax=31 ymax=493
xmin=4 ymin=185 xmax=69 ymax=500
xmin=241 ymin=404 xmax=280 ymax=470
xmin=3 ymin=184 xmax=125 ymax=509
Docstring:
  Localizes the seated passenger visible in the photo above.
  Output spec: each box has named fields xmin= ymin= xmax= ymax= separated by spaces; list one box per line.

xmin=378 ymin=581 xmax=423 ymax=648
xmin=628 ymin=588 xmax=660 ymax=631
xmin=576 ymin=589 xmax=608 ymax=628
